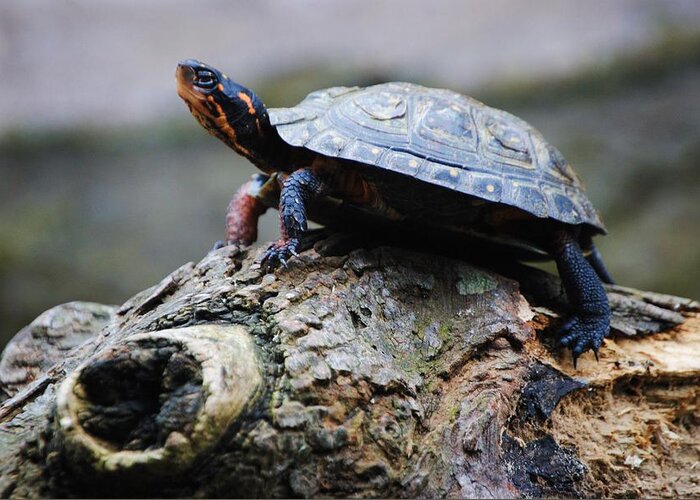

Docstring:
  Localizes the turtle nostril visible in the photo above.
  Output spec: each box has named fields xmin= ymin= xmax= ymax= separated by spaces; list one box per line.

xmin=176 ymin=64 xmax=196 ymax=84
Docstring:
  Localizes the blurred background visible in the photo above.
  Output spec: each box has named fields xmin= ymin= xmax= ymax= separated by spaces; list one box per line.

xmin=1 ymin=0 xmax=699 ymax=348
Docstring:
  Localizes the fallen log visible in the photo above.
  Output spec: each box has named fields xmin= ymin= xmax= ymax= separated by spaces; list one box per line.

xmin=0 ymin=240 xmax=698 ymax=498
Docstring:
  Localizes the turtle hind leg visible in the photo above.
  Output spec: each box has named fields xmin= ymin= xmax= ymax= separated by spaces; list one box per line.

xmin=551 ymin=229 xmax=611 ymax=366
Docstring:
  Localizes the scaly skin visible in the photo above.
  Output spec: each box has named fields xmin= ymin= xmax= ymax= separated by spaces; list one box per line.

xmin=551 ymin=230 xmax=610 ymax=364
xmin=260 ymin=168 xmax=328 ymax=269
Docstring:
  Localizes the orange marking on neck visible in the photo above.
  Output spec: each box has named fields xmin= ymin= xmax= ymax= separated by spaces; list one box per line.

xmin=217 ymin=83 xmax=224 ymax=92
xmin=238 ymin=92 xmax=257 ymax=115
xmin=223 ymin=122 xmax=252 ymax=157
xmin=208 ymin=98 xmax=252 ymax=157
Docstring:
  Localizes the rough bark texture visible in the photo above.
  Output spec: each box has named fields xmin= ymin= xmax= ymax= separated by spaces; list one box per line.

xmin=0 ymin=241 xmax=698 ymax=498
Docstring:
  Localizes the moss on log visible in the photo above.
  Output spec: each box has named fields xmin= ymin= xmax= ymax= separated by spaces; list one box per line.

xmin=1 ymin=242 xmax=698 ymax=498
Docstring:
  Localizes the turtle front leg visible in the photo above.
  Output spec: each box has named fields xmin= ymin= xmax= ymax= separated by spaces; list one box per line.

xmin=551 ymin=229 xmax=611 ymax=366
xmin=261 ymin=168 xmax=328 ymax=269
xmin=224 ymin=174 xmax=273 ymax=246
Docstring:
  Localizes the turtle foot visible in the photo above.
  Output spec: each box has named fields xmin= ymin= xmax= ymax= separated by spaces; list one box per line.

xmin=259 ymin=238 xmax=300 ymax=271
xmin=560 ymin=314 xmax=610 ymax=367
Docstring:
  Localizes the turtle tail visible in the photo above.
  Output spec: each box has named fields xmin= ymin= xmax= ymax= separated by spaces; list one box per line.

xmin=583 ymin=237 xmax=615 ymax=285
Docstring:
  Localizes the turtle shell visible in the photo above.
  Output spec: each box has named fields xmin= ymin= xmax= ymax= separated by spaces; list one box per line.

xmin=269 ymin=82 xmax=604 ymax=233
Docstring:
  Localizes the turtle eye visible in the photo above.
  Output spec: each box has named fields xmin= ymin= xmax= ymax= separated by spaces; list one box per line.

xmin=195 ymin=70 xmax=217 ymax=89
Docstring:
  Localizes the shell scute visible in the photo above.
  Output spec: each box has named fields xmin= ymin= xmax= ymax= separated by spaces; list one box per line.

xmin=383 ymin=151 xmax=423 ymax=176
xmin=354 ymin=91 xmax=407 ymax=121
xmin=412 ymin=95 xmax=479 ymax=156
xmin=484 ymin=115 xmax=533 ymax=167
xmin=304 ymin=129 xmax=346 ymax=157
xmin=510 ymin=184 xmax=549 ymax=218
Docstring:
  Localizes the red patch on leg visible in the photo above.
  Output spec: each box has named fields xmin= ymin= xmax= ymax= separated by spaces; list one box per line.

xmin=226 ymin=182 xmax=268 ymax=246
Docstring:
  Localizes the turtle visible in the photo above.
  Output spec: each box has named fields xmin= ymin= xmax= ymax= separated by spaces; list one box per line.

xmin=175 ymin=59 xmax=613 ymax=364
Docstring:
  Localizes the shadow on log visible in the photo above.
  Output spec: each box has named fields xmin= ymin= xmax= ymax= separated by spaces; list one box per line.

xmin=0 ymin=240 xmax=698 ymax=498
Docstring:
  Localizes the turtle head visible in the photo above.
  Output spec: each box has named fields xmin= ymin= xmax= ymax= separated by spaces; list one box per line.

xmin=176 ymin=59 xmax=279 ymax=172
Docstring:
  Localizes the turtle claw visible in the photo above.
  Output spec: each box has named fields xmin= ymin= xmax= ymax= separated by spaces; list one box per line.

xmin=559 ymin=314 xmax=609 ymax=367
xmin=259 ymin=238 xmax=300 ymax=271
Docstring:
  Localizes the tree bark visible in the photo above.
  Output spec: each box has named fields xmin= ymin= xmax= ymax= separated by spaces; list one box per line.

xmin=0 ymin=241 xmax=698 ymax=498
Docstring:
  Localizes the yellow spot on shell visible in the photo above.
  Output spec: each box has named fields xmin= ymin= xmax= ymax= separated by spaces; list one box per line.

xmin=408 ymin=159 xmax=418 ymax=168
xmin=486 ymin=184 xmax=495 ymax=193
xmin=371 ymin=147 xmax=380 ymax=154
xmin=449 ymin=168 xmax=459 ymax=178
